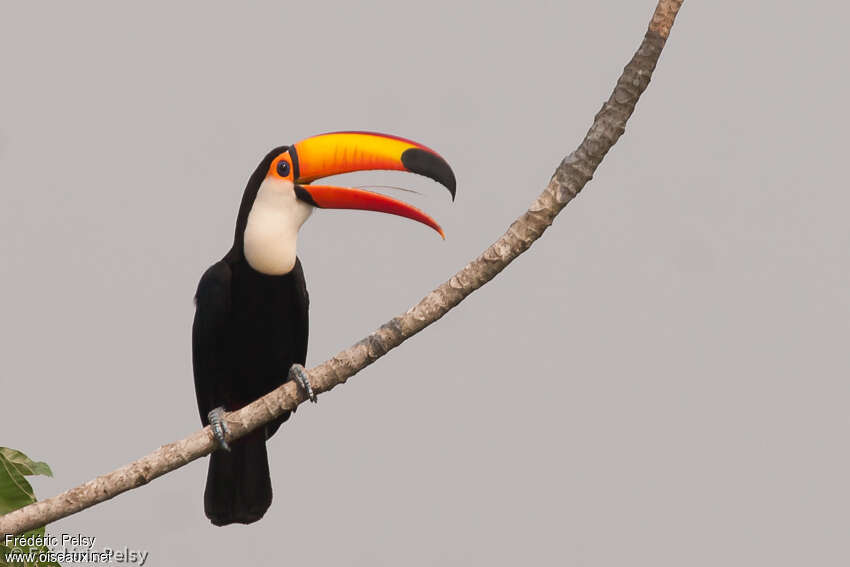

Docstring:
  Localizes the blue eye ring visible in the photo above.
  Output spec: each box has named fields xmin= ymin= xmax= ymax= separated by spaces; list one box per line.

xmin=277 ymin=160 xmax=291 ymax=177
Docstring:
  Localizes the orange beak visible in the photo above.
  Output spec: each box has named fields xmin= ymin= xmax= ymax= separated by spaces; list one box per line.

xmin=290 ymin=131 xmax=455 ymax=238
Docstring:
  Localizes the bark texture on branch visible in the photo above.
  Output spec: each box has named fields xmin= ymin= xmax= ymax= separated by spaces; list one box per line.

xmin=0 ymin=0 xmax=684 ymax=536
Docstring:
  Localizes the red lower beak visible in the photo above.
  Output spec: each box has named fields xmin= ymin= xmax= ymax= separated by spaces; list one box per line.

xmin=296 ymin=184 xmax=445 ymax=239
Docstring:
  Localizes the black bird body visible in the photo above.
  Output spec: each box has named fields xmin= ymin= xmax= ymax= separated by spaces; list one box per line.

xmin=194 ymin=257 xmax=308 ymax=418
xmin=193 ymin=254 xmax=308 ymax=525
xmin=192 ymin=132 xmax=455 ymax=527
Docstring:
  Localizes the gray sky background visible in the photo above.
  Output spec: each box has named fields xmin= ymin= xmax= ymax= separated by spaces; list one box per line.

xmin=2 ymin=1 xmax=848 ymax=565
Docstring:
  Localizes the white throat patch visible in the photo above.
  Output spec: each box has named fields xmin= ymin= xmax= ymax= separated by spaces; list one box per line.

xmin=243 ymin=178 xmax=313 ymax=275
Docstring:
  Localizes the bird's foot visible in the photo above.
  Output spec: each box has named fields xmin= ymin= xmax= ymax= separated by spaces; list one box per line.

xmin=207 ymin=407 xmax=231 ymax=451
xmin=289 ymin=364 xmax=317 ymax=403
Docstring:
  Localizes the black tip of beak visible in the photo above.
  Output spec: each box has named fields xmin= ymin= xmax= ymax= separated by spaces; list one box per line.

xmin=401 ymin=148 xmax=457 ymax=200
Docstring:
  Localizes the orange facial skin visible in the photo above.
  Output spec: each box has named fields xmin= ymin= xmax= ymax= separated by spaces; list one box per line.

xmin=268 ymin=153 xmax=296 ymax=180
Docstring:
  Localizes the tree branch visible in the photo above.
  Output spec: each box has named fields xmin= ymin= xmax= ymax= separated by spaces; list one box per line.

xmin=0 ymin=0 xmax=684 ymax=536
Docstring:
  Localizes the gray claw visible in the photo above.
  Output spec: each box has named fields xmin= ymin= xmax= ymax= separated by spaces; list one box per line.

xmin=208 ymin=406 xmax=231 ymax=451
xmin=289 ymin=364 xmax=317 ymax=403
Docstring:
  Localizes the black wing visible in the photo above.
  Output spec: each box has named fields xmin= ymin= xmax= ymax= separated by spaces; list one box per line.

xmin=290 ymin=257 xmax=309 ymax=368
xmin=193 ymin=261 xmax=233 ymax=425
xmin=264 ymin=256 xmax=309 ymax=439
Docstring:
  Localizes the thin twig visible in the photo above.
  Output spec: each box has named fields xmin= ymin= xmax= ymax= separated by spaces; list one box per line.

xmin=0 ymin=0 xmax=684 ymax=536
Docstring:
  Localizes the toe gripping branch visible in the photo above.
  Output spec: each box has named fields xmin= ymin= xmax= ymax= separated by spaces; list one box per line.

xmin=289 ymin=364 xmax=317 ymax=403
xmin=207 ymin=406 xmax=231 ymax=452
xmin=208 ymin=366 xmax=314 ymax=453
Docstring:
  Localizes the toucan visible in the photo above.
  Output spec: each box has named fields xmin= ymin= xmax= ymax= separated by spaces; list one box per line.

xmin=192 ymin=131 xmax=456 ymax=526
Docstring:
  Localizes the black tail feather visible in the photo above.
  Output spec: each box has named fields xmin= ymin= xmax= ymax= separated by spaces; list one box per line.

xmin=204 ymin=429 xmax=272 ymax=526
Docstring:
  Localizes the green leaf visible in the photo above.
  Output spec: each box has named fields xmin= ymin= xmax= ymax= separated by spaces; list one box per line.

xmin=0 ymin=457 xmax=34 ymax=516
xmin=0 ymin=449 xmax=52 ymax=479
xmin=0 ymin=449 xmax=60 ymax=566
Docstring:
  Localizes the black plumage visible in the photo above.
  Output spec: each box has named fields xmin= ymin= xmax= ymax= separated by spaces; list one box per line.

xmin=192 ymin=148 xmax=308 ymax=526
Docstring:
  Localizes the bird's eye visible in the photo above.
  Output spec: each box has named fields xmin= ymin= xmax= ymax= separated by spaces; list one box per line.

xmin=276 ymin=160 xmax=291 ymax=177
